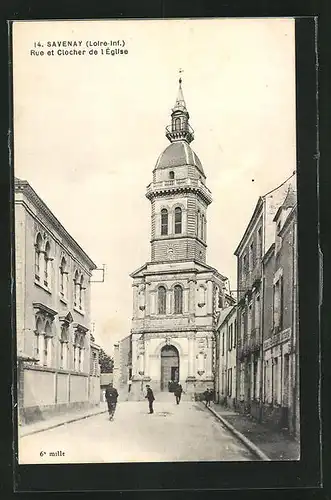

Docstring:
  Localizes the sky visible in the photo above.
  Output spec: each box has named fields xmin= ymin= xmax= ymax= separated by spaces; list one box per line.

xmin=13 ymin=18 xmax=296 ymax=356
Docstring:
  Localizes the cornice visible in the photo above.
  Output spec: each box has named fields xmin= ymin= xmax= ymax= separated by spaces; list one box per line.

xmin=234 ymin=197 xmax=264 ymax=256
xmin=146 ymin=185 xmax=212 ymax=206
xmin=150 ymin=234 xmax=207 ymax=248
xmin=15 ymin=180 xmax=97 ymax=271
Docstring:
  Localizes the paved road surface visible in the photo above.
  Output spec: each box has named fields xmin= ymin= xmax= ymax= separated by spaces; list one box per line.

xmin=19 ymin=398 xmax=255 ymax=464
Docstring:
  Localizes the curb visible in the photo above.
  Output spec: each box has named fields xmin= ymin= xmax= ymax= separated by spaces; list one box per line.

xmin=20 ymin=409 xmax=108 ymax=438
xmin=204 ymin=404 xmax=271 ymax=461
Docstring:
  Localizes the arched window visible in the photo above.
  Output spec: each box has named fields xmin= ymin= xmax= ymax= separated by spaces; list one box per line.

xmin=174 ymin=117 xmax=181 ymax=131
xmin=74 ymin=270 xmax=79 ymax=307
xmin=169 ymin=171 xmax=175 ymax=180
xmin=158 ymin=286 xmax=167 ymax=315
xmin=44 ymin=321 xmax=52 ymax=367
xmin=44 ymin=241 xmax=51 ymax=287
xmin=174 ymin=207 xmax=182 ymax=234
xmin=174 ymin=285 xmax=183 ymax=314
xmin=60 ymin=324 xmax=69 ymax=370
xmin=79 ymin=275 xmax=85 ymax=310
xmin=34 ymin=317 xmax=43 ymax=359
xmin=35 ymin=233 xmax=42 ymax=280
xmin=59 ymin=257 xmax=67 ymax=298
xmin=201 ymin=214 xmax=205 ymax=240
xmin=196 ymin=210 xmax=200 ymax=237
xmin=161 ymin=209 xmax=168 ymax=236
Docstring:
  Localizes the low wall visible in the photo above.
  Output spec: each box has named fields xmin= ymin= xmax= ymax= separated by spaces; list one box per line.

xmin=89 ymin=376 xmax=101 ymax=404
xmin=21 ymin=366 xmax=100 ymax=424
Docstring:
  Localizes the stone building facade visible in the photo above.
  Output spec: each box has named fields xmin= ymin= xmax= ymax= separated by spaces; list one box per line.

xmin=215 ymin=306 xmax=237 ymax=409
xmin=129 ymin=79 xmax=234 ymax=400
xmin=15 ymin=178 xmax=100 ymax=424
xmin=233 ymin=174 xmax=299 ymax=436
xmin=262 ymin=187 xmax=299 ymax=436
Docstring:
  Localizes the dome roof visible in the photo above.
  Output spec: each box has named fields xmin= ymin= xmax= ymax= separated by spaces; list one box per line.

xmin=155 ymin=140 xmax=204 ymax=175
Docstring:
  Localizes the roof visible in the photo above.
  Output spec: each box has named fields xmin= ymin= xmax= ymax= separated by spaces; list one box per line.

xmin=154 ymin=140 xmax=204 ymax=175
xmin=273 ymin=185 xmax=297 ymax=222
xmin=234 ymin=172 xmax=296 ymax=256
xmin=216 ymin=305 xmax=236 ymax=330
xmin=15 ymin=178 xmax=97 ymax=271
xmin=172 ymin=78 xmax=187 ymax=113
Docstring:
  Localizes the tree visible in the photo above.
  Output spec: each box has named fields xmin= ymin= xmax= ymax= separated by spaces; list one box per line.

xmin=99 ymin=348 xmax=114 ymax=373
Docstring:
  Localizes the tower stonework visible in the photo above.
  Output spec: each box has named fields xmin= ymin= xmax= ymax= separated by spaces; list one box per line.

xmin=130 ymin=79 xmax=233 ymax=399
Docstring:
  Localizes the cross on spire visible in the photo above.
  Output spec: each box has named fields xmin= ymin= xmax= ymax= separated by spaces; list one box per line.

xmin=179 ymin=68 xmax=184 ymax=84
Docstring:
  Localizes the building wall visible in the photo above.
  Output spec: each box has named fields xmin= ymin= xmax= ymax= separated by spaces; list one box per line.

xmin=262 ymin=209 xmax=298 ymax=435
xmin=217 ymin=306 xmax=237 ymax=408
xmin=15 ymin=181 xmax=100 ymax=423
xmin=151 ymin=190 xmax=207 ymax=263
xmin=234 ymin=176 xmax=299 ymax=435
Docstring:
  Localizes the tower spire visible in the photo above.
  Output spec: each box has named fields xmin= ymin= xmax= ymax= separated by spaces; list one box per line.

xmin=165 ymin=71 xmax=194 ymax=144
xmin=173 ymin=69 xmax=187 ymax=112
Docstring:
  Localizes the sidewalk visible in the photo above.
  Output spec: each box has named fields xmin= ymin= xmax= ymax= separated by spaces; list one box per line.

xmin=19 ymin=403 xmax=108 ymax=438
xmin=205 ymin=403 xmax=300 ymax=461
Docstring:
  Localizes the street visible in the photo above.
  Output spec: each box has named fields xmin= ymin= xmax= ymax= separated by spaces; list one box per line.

xmin=19 ymin=396 xmax=255 ymax=463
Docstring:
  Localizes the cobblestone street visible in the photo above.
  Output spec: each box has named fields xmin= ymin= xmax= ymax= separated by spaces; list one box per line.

xmin=19 ymin=397 xmax=255 ymax=463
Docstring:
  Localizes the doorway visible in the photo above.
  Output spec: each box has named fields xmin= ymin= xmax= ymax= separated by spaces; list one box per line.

xmin=160 ymin=345 xmax=179 ymax=391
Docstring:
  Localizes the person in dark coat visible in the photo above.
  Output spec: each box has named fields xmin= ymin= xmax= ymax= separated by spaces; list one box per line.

xmin=145 ymin=385 xmax=155 ymax=414
xmin=174 ymin=383 xmax=183 ymax=405
xmin=105 ymin=383 xmax=119 ymax=420
xmin=203 ymin=389 xmax=209 ymax=407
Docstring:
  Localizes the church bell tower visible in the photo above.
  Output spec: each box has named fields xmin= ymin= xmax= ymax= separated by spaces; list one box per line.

xmin=146 ymin=77 xmax=212 ymax=264
xmin=129 ymin=77 xmax=232 ymax=400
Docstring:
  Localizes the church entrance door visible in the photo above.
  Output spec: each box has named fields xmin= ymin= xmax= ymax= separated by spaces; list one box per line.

xmin=160 ymin=345 xmax=179 ymax=391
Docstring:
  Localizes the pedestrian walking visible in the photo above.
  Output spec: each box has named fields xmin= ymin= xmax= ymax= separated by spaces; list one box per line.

xmin=127 ymin=378 xmax=132 ymax=393
xmin=145 ymin=384 xmax=155 ymax=414
xmin=174 ymin=383 xmax=183 ymax=405
xmin=206 ymin=388 xmax=212 ymax=407
xmin=105 ymin=383 xmax=119 ymax=421
xmin=203 ymin=388 xmax=209 ymax=407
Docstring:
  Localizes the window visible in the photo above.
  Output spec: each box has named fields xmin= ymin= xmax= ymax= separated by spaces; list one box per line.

xmin=74 ymin=270 xmax=79 ymax=307
xmin=255 ymin=295 xmax=260 ymax=330
xmin=169 ymin=171 xmax=175 ymax=180
xmin=242 ymin=254 xmax=248 ymax=281
xmin=222 ymin=332 xmax=225 ymax=356
xmin=196 ymin=210 xmax=200 ymax=237
xmin=228 ymin=324 xmax=232 ymax=351
xmin=275 ymin=221 xmax=282 ymax=253
xmin=283 ymin=354 xmax=290 ymax=406
xmin=158 ymin=286 xmax=166 ymax=315
xmin=233 ymin=319 xmax=237 ymax=348
xmin=74 ymin=332 xmax=84 ymax=372
xmin=273 ymin=357 xmax=279 ymax=404
xmin=174 ymin=285 xmax=183 ymax=314
xmin=249 ymin=241 xmax=254 ymax=270
xmin=174 ymin=117 xmax=181 ymax=131
xmin=273 ymin=276 xmax=284 ymax=331
xmin=35 ymin=233 xmax=42 ymax=280
xmin=241 ymin=311 xmax=246 ymax=341
xmin=257 ymin=227 xmax=262 ymax=260
xmin=60 ymin=325 xmax=69 ymax=369
xmin=253 ymin=357 xmax=258 ymax=399
xmin=34 ymin=317 xmax=43 ymax=360
xmin=161 ymin=209 xmax=168 ymax=235
xmin=248 ymin=303 xmax=252 ymax=339
xmin=227 ymin=368 xmax=232 ymax=396
xmin=174 ymin=207 xmax=182 ymax=234
xmin=79 ymin=275 xmax=85 ymax=310
xmin=44 ymin=241 xmax=51 ymax=287
xmin=201 ymin=214 xmax=205 ymax=240
xmin=44 ymin=321 xmax=52 ymax=367
xmin=59 ymin=257 xmax=68 ymax=298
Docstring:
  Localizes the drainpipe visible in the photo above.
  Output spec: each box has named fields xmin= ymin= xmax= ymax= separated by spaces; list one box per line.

xmin=259 ymin=203 xmax=266 ymax=423
xmin=292 ymin=217 xmax=298 ymax=436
